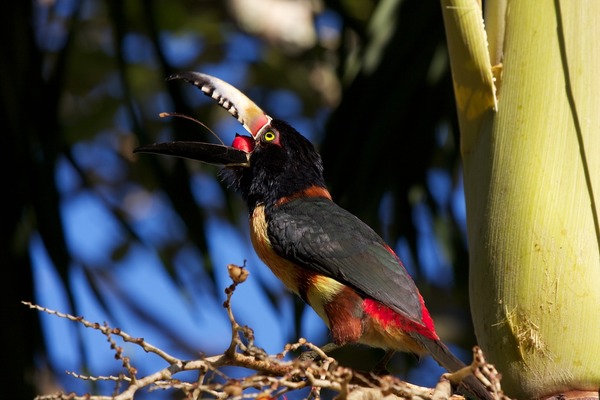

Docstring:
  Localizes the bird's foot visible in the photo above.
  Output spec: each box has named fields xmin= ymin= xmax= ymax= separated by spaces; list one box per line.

xmin=371 ymin=349 xmax=395 ymax=375
xmin=297 ymin=342 xmax=340 ymax=363
xmin=291 ymin=342 xmax=340 ymax=382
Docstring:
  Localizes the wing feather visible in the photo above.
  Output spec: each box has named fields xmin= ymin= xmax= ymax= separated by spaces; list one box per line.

xmin=266 ymin=197 xmax=424 ymax=324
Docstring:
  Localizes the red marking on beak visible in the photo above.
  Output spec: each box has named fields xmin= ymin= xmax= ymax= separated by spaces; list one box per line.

xmin=232 ymin=134 xmax=254 ymax=152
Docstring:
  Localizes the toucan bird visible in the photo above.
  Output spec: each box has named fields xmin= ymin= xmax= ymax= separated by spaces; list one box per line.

xmin=135 ymin=72 xmax=492 ymax=400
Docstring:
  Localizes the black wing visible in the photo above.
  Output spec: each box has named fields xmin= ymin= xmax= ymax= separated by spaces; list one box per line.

xmin=267 ymin=197 xmax=424 ymax=324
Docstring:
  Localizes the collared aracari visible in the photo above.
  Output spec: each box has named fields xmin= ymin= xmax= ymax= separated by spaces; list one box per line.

xmin=135 ymin=72 xmax=492 ymax=400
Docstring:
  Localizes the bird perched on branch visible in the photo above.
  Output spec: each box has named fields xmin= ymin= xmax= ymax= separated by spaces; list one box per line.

xmin=135 ymin=72 xmax=492 ymax=400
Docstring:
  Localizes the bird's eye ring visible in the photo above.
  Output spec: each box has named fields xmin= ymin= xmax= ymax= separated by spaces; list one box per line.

xmin=263 ymin=131 xmax=276 ymax=142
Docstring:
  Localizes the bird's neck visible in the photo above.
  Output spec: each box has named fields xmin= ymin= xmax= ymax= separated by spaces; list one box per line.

xmin=234 ymin=161 xmax=328 ymax=213
xmin=273 ymin=185 xmax=332 ymax=206
xmin=245 ymin=178 xmax=330 ymax=213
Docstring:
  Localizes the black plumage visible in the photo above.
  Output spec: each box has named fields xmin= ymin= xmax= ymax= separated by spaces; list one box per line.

xmin=266 ymin=196 xmax=424 ymax=325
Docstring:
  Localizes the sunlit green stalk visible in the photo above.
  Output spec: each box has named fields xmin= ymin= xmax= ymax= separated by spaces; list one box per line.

xmin=442 ymin=0 xmax=600 ymax=398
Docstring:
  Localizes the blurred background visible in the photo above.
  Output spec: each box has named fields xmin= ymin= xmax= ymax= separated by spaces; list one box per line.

xmin=2 ymin=0 xmax=472 ymax=399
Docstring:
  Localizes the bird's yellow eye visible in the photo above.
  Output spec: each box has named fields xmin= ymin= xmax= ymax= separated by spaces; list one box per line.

xmin=263 ymin=131 xmax=276 ymax=142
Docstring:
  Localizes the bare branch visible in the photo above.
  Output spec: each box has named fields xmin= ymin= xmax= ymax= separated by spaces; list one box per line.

xmin=25 ymin=264 xmax=507 ymax=400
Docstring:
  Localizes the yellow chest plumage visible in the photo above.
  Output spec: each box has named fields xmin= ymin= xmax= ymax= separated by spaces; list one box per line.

xmin=249 ymin=205 xmax=303 ymax=295
xmin=248 ymin=205 xmax=345 ymax=325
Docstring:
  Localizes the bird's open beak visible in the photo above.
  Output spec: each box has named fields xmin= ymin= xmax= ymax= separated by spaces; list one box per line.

xmin=133 ymin=141 xmax=250 ymax=167
xmin=134 ymin=72 xmax=273 ymax=167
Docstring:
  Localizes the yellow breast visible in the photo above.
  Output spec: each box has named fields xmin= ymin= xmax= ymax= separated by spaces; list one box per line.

xmin=249 ymin=205 xmax=303 ymax=295
xmin=249 ymin=205 xmax=345 ymax=327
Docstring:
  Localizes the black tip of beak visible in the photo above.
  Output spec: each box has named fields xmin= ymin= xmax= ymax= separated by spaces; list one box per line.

xmin=166 ymin=73 xmax=183 ymax=82
xmin=166 ymin=71 xmax=200 ymax=84
xmin=134 ymin=141 xmax=250 ymax=167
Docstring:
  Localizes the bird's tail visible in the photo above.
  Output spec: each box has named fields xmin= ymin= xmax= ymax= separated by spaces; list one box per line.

xmin=414 ymin=335 xmax=494 ymax=400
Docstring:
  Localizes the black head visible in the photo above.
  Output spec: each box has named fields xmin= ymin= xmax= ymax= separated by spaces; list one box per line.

xmin=222 ymin=119 xmax=326 ymax=211
xmin=134 ymin=72 xmax=326 ymax=212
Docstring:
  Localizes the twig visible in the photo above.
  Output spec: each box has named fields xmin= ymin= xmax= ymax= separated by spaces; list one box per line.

xmin=25 ymin=263 xmax=508 ymax=400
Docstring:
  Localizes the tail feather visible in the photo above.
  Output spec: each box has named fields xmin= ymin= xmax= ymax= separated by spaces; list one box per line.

xmin=414 ymin=335 xmax=494 ymax=400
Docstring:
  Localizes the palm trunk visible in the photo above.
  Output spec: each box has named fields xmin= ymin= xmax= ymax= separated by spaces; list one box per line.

xmin=441 ymin=1 xmax=600 ymax=398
